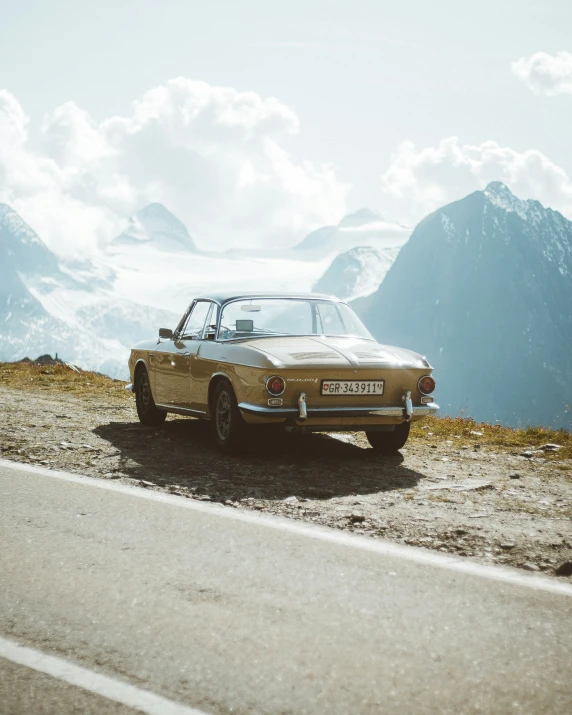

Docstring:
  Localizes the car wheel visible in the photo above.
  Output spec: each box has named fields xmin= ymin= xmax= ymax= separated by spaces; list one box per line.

xmin=366 ymin=421 xmax=410 ymax=453
xmin=211 ymin=380 xmax=249 ymax=452
xmin=135 ymin=367 xmax=167 ymax=426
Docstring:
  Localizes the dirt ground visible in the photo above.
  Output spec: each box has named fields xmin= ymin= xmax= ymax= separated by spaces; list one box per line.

xmin=1 ymin=377 xmax=571 ymax=580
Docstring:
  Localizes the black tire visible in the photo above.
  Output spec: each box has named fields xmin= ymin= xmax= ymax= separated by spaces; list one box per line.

xmin=135 ymin=367 xmax=167 ymax=427
xmin=210 ymin=379 xmax=250 ymax=453
xmin=366 ymin=421 xmax=410 ymax=453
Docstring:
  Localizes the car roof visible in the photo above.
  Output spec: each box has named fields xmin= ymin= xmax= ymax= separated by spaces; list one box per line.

xmin=193 ymin=291 xmax=343 ymax=305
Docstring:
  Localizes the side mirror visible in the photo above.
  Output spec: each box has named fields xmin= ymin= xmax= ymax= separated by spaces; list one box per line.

xmin=159 ymin=328 xmax=173 ymax=339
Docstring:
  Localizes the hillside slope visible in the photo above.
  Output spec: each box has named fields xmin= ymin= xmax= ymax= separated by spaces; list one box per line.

xmin=362 ymin=182 xmax=572 ymax=428
xmin=313 ymin=246 xmax=400 ymax=301
xmin=0 ymin=204 xmax=179 ymax=375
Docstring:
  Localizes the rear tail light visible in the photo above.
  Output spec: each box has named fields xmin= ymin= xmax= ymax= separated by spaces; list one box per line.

xmin=418 ymin=375 xmax=436 ymax=395
xmin=266 ymin=376 xmax=285 ymax=396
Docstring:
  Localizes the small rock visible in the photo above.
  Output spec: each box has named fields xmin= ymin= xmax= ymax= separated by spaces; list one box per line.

xmin=521 ymin=562 xmax=540 ymax=572
xmin=509 ymin=473 xmax=521 ymax=479
xmin=454 ymin=528 xmax=468 ymax=535
xmin=555 ymin=561 xmax=572 ymax=577
xmin=139 ymin=480 xmax=155 ymax=488
xmin=348 ymin=513 xmax=366 ymax=523
xmin=500 ymin=542 xmax=516 ymax=550
xmin=283 ymin=495 xmax=299 ymax=503
xmin=470 ymin=430 xmax=484 ymax=436
xmin=520 ymin=450 xmax=534 ymax=458
xmin=197 ymin=495 xmax=212 ymax=501
xmin=538 ymin=443 xmax=562 ymax=452
xmin=104 ymin=472 xmax=120 ymax=479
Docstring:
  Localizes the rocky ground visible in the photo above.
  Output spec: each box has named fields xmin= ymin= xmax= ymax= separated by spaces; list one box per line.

xmin=1 ymin=370 xmax=571 ymax=580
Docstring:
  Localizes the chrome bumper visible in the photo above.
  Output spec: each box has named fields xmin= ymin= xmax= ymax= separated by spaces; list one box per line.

xmin=238 ymin=401 xmax=439 ymax=420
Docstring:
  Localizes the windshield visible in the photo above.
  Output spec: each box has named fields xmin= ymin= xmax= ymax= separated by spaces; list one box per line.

xmin=217 ymin=298 xmax=373 ymax=341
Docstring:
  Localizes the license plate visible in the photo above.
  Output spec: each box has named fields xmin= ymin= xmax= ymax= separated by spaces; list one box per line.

xmin=321 ymin=380 xmax=384 ymax=396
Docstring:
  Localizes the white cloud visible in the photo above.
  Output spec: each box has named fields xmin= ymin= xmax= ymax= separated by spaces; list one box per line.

xmin=511 ymin=51 xmax=572 ymax=96
xmin=0 ymin=79 xmax=349 ymax=256
xmin=380 ymin=137 xmax=572 ymax=224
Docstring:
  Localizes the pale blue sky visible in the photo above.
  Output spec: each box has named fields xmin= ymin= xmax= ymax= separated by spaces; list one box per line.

xmin=0 ymin=0 xmax=571 ymax=250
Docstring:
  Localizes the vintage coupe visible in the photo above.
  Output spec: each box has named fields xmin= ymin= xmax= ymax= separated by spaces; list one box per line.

xmin=127 ymin=292 xmax=438 ymax=452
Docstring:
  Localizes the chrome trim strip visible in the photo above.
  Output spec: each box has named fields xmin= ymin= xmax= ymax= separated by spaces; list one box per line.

xmin=155 ymin=404 xmax=207 ymax=417
xmin=238 ymin=402 xmax=440 ymax=418
xmin=239 ymin=403 xmax=298 ymax=416
xmin=410 ymin=404 xmax=440 ymax=416
xmin=125 ymin=383 xmax=133 ymax=393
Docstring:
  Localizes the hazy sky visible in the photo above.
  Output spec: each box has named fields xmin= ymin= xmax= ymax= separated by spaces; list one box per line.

xmin=1 ymin=0 xmax=571 ymax=252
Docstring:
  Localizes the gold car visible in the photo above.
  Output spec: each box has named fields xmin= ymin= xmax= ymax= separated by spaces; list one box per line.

xmin=127 ymin=293 xmax=438 ymax=452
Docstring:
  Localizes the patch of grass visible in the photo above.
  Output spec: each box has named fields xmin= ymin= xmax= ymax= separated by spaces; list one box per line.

xmin=410 ymin=415 xmax=572 ymax=460
xmin=0 ymin=362 xmax=130 ymax=402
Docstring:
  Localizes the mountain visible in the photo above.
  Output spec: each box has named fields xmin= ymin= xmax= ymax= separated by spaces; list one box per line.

xmin=113 ymin=203 xmax=197 ymax=252
xmin=0 ymin=204 xmax=73 ymax=360
xmin=313 ymin=246 xmax=400 ymax=301
xmin=0 ymin=203 xmax=60 ymax=276
xmin=0 ymin=205 xmax=180 ymax=376
xmin=294 ymin=208 xmax=409 ymax=254
xmin=361 ymin=182 xmax=572 ymax=429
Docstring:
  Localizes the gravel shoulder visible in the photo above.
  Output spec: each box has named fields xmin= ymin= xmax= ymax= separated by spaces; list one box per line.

xmin=1 ymin=383 xmax=571 ymax=579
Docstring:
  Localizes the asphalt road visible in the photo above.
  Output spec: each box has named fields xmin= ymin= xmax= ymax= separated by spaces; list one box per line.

xmin=1 ymin=460 xmax=571 ymax=715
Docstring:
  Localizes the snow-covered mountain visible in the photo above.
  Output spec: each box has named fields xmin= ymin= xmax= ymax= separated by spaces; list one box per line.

xmin=0 ymin=205 xmax=180 ymax=376
xmin=0 ymin=204 xmax=74 ymax=360
xmin=313 ymin=246 xmax=400 ymax=301
xmin=294 ymin=208 xmax=409 ymax=255
xmin=0 ymin=205 xmax=335 ymax=376
xmin=361 ymin=182 xmax=572 ymax=429
xmin=112 ymin=203 xmax=197 ymax=252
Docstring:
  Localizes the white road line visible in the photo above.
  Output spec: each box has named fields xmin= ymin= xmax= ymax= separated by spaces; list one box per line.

xmin=0 ymin=635 xmax=208 ymax=715
xmin=2 ymin=458 xmax=572 ymax=597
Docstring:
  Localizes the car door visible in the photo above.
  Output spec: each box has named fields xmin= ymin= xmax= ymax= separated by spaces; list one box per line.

xmin=154 ymin=301 xmax=213 ymax=409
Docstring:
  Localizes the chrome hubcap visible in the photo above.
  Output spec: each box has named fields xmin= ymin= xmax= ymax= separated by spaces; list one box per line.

xmin=216 ymin=391 xmax=232 ymax=441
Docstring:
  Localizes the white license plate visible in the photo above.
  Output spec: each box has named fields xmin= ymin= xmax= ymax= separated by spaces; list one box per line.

xmin=321 ymin=380 xmax=385 ymax=396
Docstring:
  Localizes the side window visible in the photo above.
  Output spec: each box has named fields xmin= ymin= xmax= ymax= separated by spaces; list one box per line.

xmin=180 ymin=302 xmax=212 ymax=339
xmin=315 ymin=302 xmax=345 ymax=335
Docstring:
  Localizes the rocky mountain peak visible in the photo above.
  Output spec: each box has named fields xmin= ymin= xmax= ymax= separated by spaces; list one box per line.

xmin=483 ymin=181 xmax=531 ymax=218
xmin=338 ymin=207 xmax=384 ymax=228
xmin=0 ymin=203 xmax=60 ymax=276
xmin=113 ymin=203 xmax=196 ymax=252
xmin=362 ymin=185 xmax=572 ymax=429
